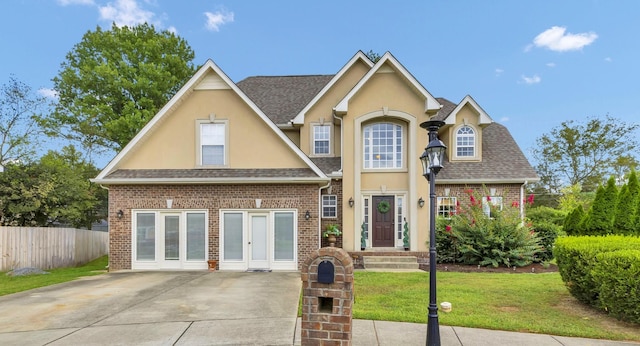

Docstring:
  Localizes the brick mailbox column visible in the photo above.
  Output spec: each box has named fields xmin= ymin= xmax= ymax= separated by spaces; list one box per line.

xmin=301 ymin=247 xmax=354 ymax=345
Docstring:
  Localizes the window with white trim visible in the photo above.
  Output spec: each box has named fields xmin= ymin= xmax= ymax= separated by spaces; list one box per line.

xmin=363 ymin=122 xmax=403 ymax=169
xmin=437 ymin=197 xmax=457 ymax=218
xmin=456 ymin=125 xmax=475 ymax=157
xmin=322 ymin=195 xmax=337 ymax=218
xmin=199 ymin=122 xmax=226 ymax=166
xmin=482 ymin=196 xmax=503 ymax=218
xmin=313 ymin=125 xmax=330 ymax=155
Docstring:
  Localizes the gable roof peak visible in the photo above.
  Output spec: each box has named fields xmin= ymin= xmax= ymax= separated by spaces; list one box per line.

xmin=335 ymin=51 xmax=441 ymax=115
xmin=442 ymin=95 xmax=493 ymax=125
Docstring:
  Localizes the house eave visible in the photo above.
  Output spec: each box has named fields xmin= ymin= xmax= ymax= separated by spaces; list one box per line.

xmin=436 ymin=178 xmax=540 ymax=184
xmin=91 ymin=177 xmax=331 ymax=185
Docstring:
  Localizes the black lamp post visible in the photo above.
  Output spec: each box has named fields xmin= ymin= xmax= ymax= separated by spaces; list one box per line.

xmin=419 ymin=120 xmax=446 ymax=346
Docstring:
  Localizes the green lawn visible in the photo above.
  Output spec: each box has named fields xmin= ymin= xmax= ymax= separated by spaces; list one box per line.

xmin=353 ymin=271 xmax=640 ymax=342
xmin=0 ymin=256 xmax=108 ymax=296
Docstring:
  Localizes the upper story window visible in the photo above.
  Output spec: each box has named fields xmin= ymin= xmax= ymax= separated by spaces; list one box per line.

xmin=313 ymin=125 xmax=331 ymax=155
xmin=198 ymin=120 xmax=227 ymax=166
xmin=363 ymin=122 xmax=403 ymax=169
xmin=456 ymin=125 xmax=475 ymax=157
xmin=322 ymin=195 xmax=337 ymax=218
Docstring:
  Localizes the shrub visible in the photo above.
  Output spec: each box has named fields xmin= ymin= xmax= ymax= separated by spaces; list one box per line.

xmin=438 ymin=189 xmax=541 ymax=267
xmin=554 ymin=235 xmax=640 ymax=306
xmin=436 ymin=217 xmax=457 ymax=263
xmin=563 ymin=205 xmax=584 ymax=236
xmin=592 ymin=250 xmax=640 ymax=323
xmin=532 ymin=221 xmax=560 ymax=262
xmin=526 ymin=206 xmax=566 ymax=226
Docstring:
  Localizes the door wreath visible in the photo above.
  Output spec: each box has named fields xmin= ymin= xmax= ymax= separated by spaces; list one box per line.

xmin=377 ymin=200 xmax=391 ymax=214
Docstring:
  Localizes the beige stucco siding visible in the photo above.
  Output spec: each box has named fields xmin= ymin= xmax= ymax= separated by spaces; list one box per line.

xmin=118 ymin=86 xmax=307 ymax=170
xmin=338 ymin=67 xmax=433 ymax=252
xmin=301 ymin=60 xmax=370 ymax=157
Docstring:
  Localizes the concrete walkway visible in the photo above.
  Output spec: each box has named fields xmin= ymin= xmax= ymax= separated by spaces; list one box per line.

xmin=0 ymin=271 xmax=637 ymax=345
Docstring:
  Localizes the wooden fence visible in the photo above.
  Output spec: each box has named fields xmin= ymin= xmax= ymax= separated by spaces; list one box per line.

xmin=0 ymin=227 xmax=109 ymax=271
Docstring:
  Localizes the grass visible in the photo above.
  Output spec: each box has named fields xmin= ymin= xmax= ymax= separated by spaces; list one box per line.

xmin=353 ymin=271 xmax=640 ymax=342
xmin=0 ymin=255 xmax=108 ymax=296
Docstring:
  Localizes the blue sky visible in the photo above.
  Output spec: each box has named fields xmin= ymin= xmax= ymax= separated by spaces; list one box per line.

xmin=1 ymin=0 xmax=638 ymax=168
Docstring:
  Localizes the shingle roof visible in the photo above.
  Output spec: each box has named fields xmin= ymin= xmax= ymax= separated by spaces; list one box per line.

xmin=104 ymin=168 xmax=320 ymax=180
xmin=311 ymin=157 xmax=342 ymax=175
xmin=432 ymin=97 xmax=457 ymax=121
xmin=437 ymin=123 xmax=539 ymax=182
xmin=237 ymin=75 xmax=335 ymax=124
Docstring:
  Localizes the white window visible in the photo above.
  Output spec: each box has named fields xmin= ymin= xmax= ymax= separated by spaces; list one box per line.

xmin=200 ymin=122 xmax=226 ymax=165
xmin=456 ymin=125 xmax=475 ymax=157
xmin=363 ymin=122 xmax=403 ymax=169
xmin=437 ymin=197 xmax=457 ymax=218
xmin=322 ymin=195 xmax=337 ymax=218
xmin=482 ymin=196 xmax=503 ymax=217
xmin=313 ymin=125 xmax=331 ymax=155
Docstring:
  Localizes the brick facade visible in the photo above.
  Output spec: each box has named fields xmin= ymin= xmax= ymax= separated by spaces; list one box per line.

xmin=320 ymin=179 xmax=344 ymax=248
xmin=435 ymin=183 xmax=525 ymax=213
xmin=108 ymin=184 xmax=319 ymax=271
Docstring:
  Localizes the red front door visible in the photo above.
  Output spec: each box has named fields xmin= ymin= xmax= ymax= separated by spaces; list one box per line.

xmin=372 ymin=196 xmax=395 ymax=247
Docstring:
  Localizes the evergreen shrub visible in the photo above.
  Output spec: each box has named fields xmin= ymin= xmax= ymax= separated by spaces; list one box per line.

xmin=592 ymin=250 xmax=640 ymax=323
xmin=554 ymin=235 xmax=640 ymax=306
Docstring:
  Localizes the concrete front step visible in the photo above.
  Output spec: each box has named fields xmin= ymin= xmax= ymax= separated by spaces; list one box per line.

xmin=363 ymin=256 xmax=419 ymax=270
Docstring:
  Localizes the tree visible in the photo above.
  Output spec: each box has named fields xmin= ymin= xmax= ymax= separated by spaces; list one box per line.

xmin=42 ymin=23 xmax=196 ymax=157
xmin=365 ymin=50 xmax=382 ymax=63
xmin=0 ymin=76 xmax=46 ymax=165
xmin=584 ymin=176 xmax=618 ymax=235
xmin=0 ymin=145 xmax=106 ymax=228
xmin=612 ymin=185 xmax=635 ymax=234
xmin=532 ymin=115 xmax=639 ymax=193
xmin=563 ymin=205 xmax=584 ymax=236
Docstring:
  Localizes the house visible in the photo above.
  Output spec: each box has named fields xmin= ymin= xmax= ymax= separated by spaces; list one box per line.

xmin=93 ymin=51 xmax=538 ymax=271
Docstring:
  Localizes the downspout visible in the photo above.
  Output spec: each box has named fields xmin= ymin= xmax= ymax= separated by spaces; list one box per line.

xmin=520 ymin=181 xmax=528 ymax=220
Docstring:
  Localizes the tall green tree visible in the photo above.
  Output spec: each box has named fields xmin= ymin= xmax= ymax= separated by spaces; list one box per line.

xmin=42 ymin=23 xmax=196 ymax=157
xmin=563 ymin=205 xmax=584 ymax=236
xmin=0 ymin=145 xmax=106 ymax=228
xmin=532 ymin=115 xmax=639 ymax=193
xmin=612 ymin=184 xmax=635 ymax=234
xmin=0 ymin=76 xmax=46 ymax=164
xmin=584 ymin=176 xmax=618 ymax=235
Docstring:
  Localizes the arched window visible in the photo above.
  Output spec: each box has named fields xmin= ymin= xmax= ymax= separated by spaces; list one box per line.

xmin=363 ymin=122 xmax=403 ymax=169
xmin=456 ymin=125 xmax=475 ymax=157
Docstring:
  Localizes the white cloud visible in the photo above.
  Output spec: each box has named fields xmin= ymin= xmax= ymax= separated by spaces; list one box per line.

xmin=495 ymin=68 xmax=504 ymax=76
xmin=520 ymin=74 xmax=541 ymax=85
xmin=57 ymin=0 xmax=95 ymax=5
xmin=99 ymin=0 xmax=157 ymax=27
xmin=167 ymin=26 xmax=177 ymax=34
xmin=500 ymin=117 xmax=510 ymax=122
xmin=605 ymin=57 xmax=613 ymax=62
xmin=204 ymin=9 xmax=234 ymax=32
xmin=38 ymin=88 xmax=59 ymax=100
xmin=532 ymin=26 xmax=597 ymax=52
xmin=546 ymin=62 xmax=556 ymax=67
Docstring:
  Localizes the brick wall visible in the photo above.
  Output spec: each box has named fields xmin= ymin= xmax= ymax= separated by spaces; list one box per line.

xmin=108 ymin=184 xmax=319 ymax=270
xmin=435 ymin=183 xmax=524 ymax=213
xmin=320 ymin=179 xmax=343 ymax=248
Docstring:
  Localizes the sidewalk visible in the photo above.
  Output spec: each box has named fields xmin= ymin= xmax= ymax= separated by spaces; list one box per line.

xmin=295 ymin=318 xmax=640 ymax=346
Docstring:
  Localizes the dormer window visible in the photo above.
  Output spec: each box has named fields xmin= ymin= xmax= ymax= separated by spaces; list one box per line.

xmin=456 ymin=125 xmax=475 ymax=157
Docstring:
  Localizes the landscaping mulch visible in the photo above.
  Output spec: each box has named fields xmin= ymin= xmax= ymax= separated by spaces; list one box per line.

xmin=421 ymin=262 xmax=559 ymax=274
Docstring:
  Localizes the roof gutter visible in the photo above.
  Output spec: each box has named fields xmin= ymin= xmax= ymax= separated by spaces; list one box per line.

xmin=90 ymin=177 xmax=330 ymax=185
xmin=436 ymin=178 xmax=540 ymax=184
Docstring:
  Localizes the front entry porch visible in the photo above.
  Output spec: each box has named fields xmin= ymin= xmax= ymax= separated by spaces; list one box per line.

xmin=348 ymin=250 xmax=429 ymax=270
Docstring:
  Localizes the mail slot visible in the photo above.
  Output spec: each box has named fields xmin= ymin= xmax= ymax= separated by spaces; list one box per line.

xmin=318 ymin=260 xmax=334 ymax=284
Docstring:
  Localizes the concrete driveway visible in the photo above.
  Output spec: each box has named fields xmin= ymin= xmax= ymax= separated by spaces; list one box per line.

xmin=0 ymin=271 xmax=301 ymax=345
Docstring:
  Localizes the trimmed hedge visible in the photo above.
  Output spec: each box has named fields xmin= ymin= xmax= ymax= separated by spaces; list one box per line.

xmin=592 ymin=250 xmax=640 ymax=323
xmin=555 ymin=236 xmax=640 ymax=313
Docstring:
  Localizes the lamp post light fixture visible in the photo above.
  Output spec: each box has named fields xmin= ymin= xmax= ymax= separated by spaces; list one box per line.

xmin=419 ymin=120 xmax=446 ymax=346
